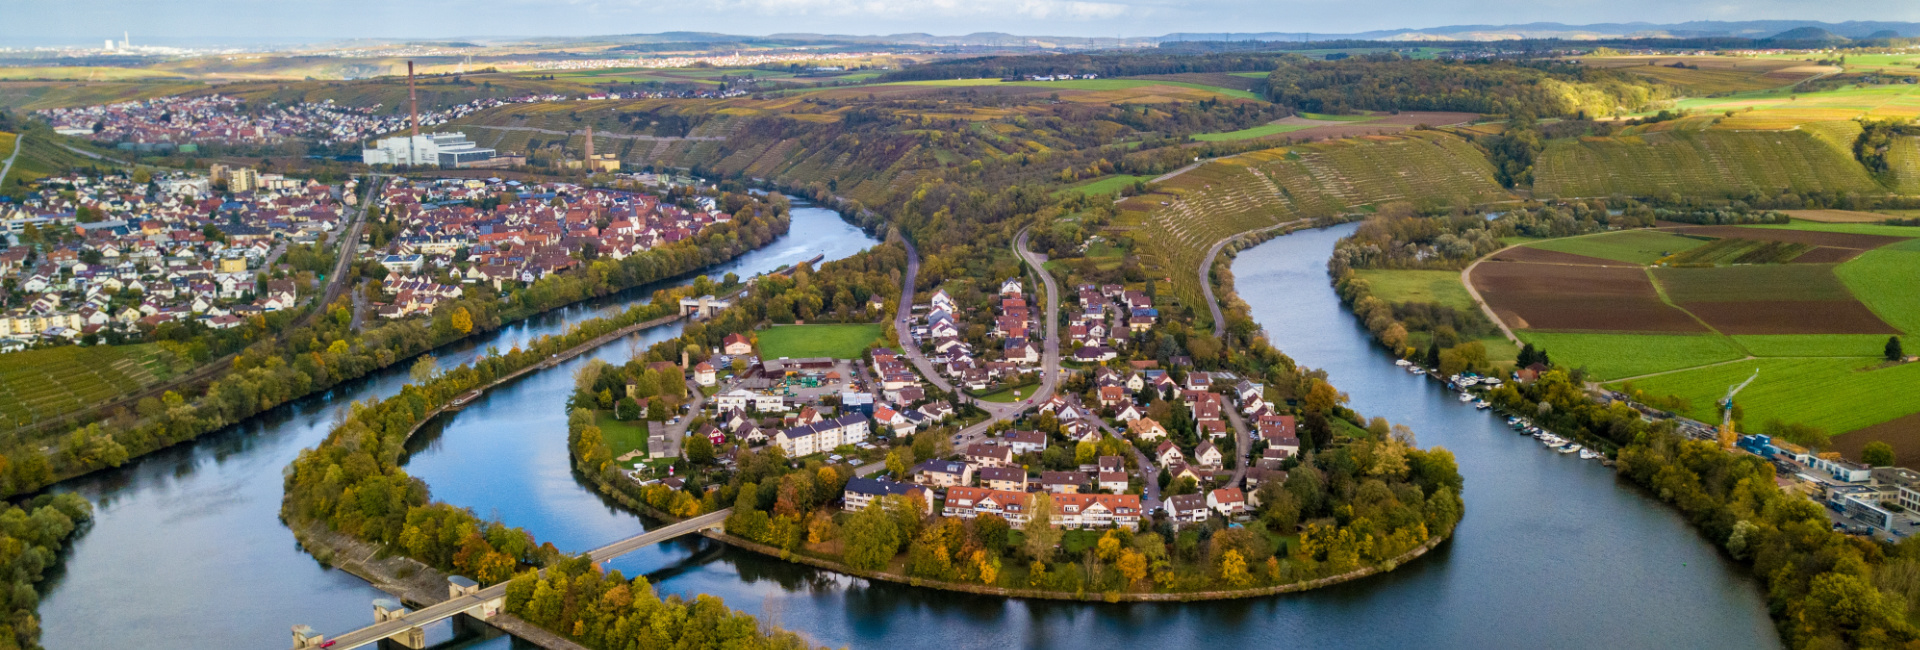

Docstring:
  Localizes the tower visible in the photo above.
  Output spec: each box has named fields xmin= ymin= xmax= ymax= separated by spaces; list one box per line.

xmin=407 ymin=61 xmax=420 ymax=139
xmin=585 ymin=125 xmax=594 ymax=160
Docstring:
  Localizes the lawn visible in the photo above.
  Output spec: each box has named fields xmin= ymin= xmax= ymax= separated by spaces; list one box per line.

xmin=593 ymin=411 xmax=654 ymax=461
xmin=1354 ymin=269 xmax=1476 ymax=311
xmin=1524 ymin=230 xmax=1709 ymax=264
xmin=1059 ymin=174 xmax=1150 ymax=197
xmin=974 ymin=385 xmax=1037 ymax=403
xmin=1752 ymin=220 xmax=1920 ymax=238
xmin=1733 ymin=334 xmax=1907 ymax=358
xmin=1610 ymin=357 xmax=1920 ymax=435
xmin=1191 ymin=123 xmax=1313 ymax=142
xmin=1837 ymin=246 xmax=1920 ymax=334
xmin=756 ymin=323 xmax=884 ymax=360
xmin=1516 ymin=331 xmax=1745 ymax=381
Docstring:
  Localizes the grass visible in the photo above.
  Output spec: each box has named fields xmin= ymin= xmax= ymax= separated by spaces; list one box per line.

xmin=593 ymin=411 xmax=655 ymax=461
xmin=973 ymin=385 xmax=1035 ymax=403
xmin=1524 ymin=230 xmax=1709 ymax=264
xmin=1750 ymin=220 xmax=1920 ymax=238
xmin=1515 ymin=332 xmax=1746 ymax=381
xmin=1353 ymin=269 xmax=1476 ymax=311
xmin=1532 ymin=130 xmax=1884 ymax=199
xmin=1300 ymin=112 xmax=1377 ymax=122
xmin=1733 ymin=335 xmax=1905 ymax=358
xmin=756 ymin=323 xmax=883 ymax=360
xmin=1837 ymin=247 xmax=1920 ymax=334
xmin=1610 ymin=357 xmax=1920 ymax=435
xmin=890 ymin=78 xmax=1264 ymax=101
xmin=1059 ymin=174 xmax=1150 ymax=197
xmin=1191 ymin=123 xmax=1312 ymax=142
xmin=0 ymin=344 xmax=176 ymax=428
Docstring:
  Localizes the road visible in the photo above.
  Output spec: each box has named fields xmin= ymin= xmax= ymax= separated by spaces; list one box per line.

xmin=1202 ymin=218 xmax=1311 ymax=338
xmin=1224 ymin=408 xmax=1252 ymax=487
xmin=891 ymin=236 xmax=956 ymax=393
xmin=317 ymin=175 xmax=383 ymax=315
xmin=1460 ymin=242 xmax=1527 ymax=347
xmin=461 ymin=125 xmax=725 ymax=142
xmin=321 ymin=509 xmax=731 ymax=649
xmin=0 ymin=132 xmax=20 ymax=188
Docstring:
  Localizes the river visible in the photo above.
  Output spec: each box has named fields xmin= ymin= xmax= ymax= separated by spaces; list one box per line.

xmin=36 ymin=204 xmax=879 ymax=650
xmin=39 ymin=217 xmax=1781 ymax=649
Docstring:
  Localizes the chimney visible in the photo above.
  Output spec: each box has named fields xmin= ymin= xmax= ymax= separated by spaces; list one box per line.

xmin=584 ymin=126 xmax=594 ymax=160
xmin=407 ymin=61 xmax=420 ymax=138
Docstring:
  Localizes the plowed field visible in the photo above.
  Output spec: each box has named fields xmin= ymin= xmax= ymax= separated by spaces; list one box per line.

xmin=1470 ymin=261 xmax=1704 ymax=332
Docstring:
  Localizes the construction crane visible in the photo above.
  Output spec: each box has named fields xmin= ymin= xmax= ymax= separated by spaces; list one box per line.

xmin=1718 ymin=368 xmax=1760 ymax=450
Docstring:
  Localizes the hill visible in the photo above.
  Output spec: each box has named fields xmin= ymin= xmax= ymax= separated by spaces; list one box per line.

xmin=1532 ymin=129 xmax=1883 ymax=199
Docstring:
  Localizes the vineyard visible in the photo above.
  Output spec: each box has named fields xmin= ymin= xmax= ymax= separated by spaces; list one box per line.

xmin=1531 ymin=130 xmax=1883 ymax=198
xmin=0 ymin=344 xmax=176 ymax=432
xmin=1123 ymin=131 xmax=1508 ymax=317
xmin=1663 ymin=238 xmax=1812 ymax=265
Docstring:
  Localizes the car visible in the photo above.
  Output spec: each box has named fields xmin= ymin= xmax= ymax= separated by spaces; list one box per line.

xmin=318 ymin=642 xmax=336 ymax=649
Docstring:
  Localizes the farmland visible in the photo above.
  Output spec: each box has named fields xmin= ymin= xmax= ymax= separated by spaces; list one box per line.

xmin=1611 ymin=358 xmax=1920 ymax=437
xmin=1531 ymin=130 xmax=1884 ymax=199
xmin=755 ymin=323 xmax=884 ymax=360
xmin=1191 ymin=122 xmax=1313 ymax=142
xmin=1577 ymin=56 xmax=1833 ymax=94
xmin=1524 ymin=230 xmax=1709 ymax=265
xmin=1058 ymin=174 xmax=1151 ymax=197
xmin=0 ymin=344 xmax=177 ymax=429
xmin=1469 ymin=260 xmax=1704 ymax=332
xmin=1514 ymin=332 xmax=1744 ymax=381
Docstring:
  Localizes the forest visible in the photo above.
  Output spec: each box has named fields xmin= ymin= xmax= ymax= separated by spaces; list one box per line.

xmin=1265 ymin=56 xmax=1675 ymax=117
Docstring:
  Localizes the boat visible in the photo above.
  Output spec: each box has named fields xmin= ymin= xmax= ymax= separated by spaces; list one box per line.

xmin=449 ymin=390 xmax=482 ymax=409
xmin=1580 ymin=449 xmax=1601 ymax=460
xmin=1561 ymin=444 xmax=1582 ymax=454
xmin=1395 ymin=359 xmax=1412 ymax=367
xmin=1458 ymin=393 xmax=1474 ymax=403
xmin=1474 ymin=400 xmax=1492 ymax=410
xmin=1481 ymin=378 xmax=1503 ymax=387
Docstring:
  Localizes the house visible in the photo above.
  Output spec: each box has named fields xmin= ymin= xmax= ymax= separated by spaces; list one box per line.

xmin=1207 ymin=487 xmax=1247 ymax=517
xmin=1196 ymin=440 xmax=1223 ymax=468
xmin=945 ymin=487 xmax=1141 ymax=529
xmin=1039 ymin=471 xmax=1088 ymax=494
xmin=771 ymin=414 xmax=869 ymax=457
xmin=1114 ymin=403 xmax=1146 ymax=422
xmin=942 ymin=487 xmax=1030 ymax=527
xmin=979 ymin=466 xmax=1028 ymax=492
xmin=966 ymin=443 xmax=1017 ymax=468
xmin=722 ymin=332 xmax=754 ymax=356
xmin=842 ymin=477 xmax=934 ymax=515
xmin=1155 ymin=441 xmax=1184 ymax=467
xmin=1098 ymin=385 xmax=1128 ymax=408
xmin=1165 ymin=493 xmax=1210 ymax=524
xmin=1073 ymin=346 xmax=1118 ymax=363
xmin=913 ymin=460 xmax=975 ymax=487
xmin=713 ymin=388 xmax=788 ymax=413
xmin=692 ymin=361 xmax=717 ymax=387
xmin=1128 ymin=417 xmax=1168 ymax=442
xmin=1000 ymin=430 xmax=1048 ymax=455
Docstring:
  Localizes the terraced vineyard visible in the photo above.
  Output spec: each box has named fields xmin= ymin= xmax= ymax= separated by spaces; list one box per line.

xmin=1125 ymin=131 xmax=1507 ymax=319
xmin=1532 ymin=130 xmax=1883 ymax=198
xmin=0 ymin=344 xmax=176 ymax=432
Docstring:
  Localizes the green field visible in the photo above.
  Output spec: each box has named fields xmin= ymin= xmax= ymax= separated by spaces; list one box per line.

xmin=1516 ymin=332 xmax=1745 ymax=380
xmin=1532 ymin=130 xmax=1884 ymax=198
xmin=592 ymin=411 xmax=654 ymax=461
xmin=1191 ymin=123 xmax=1313 ymax=142
xmin=1733 ymin=334 xmax=1906 ymax=358
xmin=974 ymin=385 xmax=1036 ymax=403
xmin=1353 ymin=269 xmax=1476 ymax=311
xmin=1653 ymin=264 xmax=1854 ymax=303
xmin=756 ymin=323 xmax=884 ymax=360
xmin=1836 ymin=246 xmax=1920 ymax=334
xmin=1611 ymin=358 xmax=1920 ymax=435
xmin=1525 ymin=230 xmax=1710 ymax=264
xmin=0 ymin=344 xmax=176 ymax=428
xmin=1059 ymin=174 xmax=1151 ymax=197
xmin=1750 ymin=220 xmax=1920 ymax=238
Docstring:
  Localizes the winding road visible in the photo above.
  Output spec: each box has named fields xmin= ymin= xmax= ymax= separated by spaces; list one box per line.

xmin=0 ymin=132 xmax=20 ymax=188
xmin=1203 ymin=218 xmax=1311 ymax=338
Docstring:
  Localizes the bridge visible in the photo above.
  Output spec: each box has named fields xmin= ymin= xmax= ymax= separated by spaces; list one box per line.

xmin=293 ymin=509 xmax=732 ymax=649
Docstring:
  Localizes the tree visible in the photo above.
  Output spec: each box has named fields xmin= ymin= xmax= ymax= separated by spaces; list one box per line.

xmin=1219 ymin=549 xmax=1251 ymax=588
xmin=451 ymin=306 xmax=474 ymax=335
xmin=1116 ymin=549 xmax=1149 ymax=587
xmin=886 ymin=447 xmax=915 ymax=479
xmin=842 ymin=502 xmax=901 ymax=570
xmin=685 ymin=436 xmax=715 ymax=465
xmin=1023 ymin=493 xmax=1061 ymax=562
xmin=1864 ymin=441 xmax=1896 ymax=468
xmin=410 ymin=354 xmax=438 ymax=383
xmin=1889 ymin=336 xmax=1905 ymax=362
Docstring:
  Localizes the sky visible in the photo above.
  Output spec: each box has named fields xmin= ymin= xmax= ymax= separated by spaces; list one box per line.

xmin=2 ymin=0 xmax=1918 ymax=46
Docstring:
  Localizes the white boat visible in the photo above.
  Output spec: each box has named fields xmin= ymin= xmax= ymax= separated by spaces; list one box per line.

xmin=1481 ymin=378 xmax=1503 ymax=387
xmin=1580 ymin=449 xmax=1601 ymax=460
xmin=1474 ymin=400 xmax=1492 ymax=409
xmin=1458 ymin=393 xmax=1474 ymax=403
xmin=1395 ymin=359 xmax=1412 ymax=367
xmin=1408 ymin=365 xmax=1425 ymax=374
xmin=1561 ymin=444 xmax=1582 ymax=454
xmin=1459 ymin=377 xmax=1480 ymax=387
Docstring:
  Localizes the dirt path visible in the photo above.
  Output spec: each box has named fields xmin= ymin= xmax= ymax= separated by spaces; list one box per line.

xmin=0 ymin=132 xmax=20 ymax=187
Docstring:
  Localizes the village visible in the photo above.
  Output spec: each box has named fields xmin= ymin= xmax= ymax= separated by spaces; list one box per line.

xmin=0 ymin=166 xmax=350 ymax=349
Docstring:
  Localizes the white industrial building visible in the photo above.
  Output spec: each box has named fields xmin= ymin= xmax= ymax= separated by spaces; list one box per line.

xmin=362 ymin=132 xmax=495 ymax=167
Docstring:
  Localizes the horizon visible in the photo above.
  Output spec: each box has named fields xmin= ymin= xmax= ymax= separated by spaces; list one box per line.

xmin=2 ymin=1 xmax=1919 ymax=48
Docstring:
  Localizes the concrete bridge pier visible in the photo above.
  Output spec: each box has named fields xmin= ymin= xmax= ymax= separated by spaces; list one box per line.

xmin=292 ymin=625 xmax=325 ymax=649
xmin=373 ymin=598 xmax=427 ymax=649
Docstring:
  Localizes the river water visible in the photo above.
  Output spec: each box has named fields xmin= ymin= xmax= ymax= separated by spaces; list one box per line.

xmin=38 ymin=216 xmax=1780 ymax=650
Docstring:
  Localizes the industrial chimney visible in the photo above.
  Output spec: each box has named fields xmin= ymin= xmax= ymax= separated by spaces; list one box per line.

xmin=585 ymin=125 xmax=595 ymax=161
xmin=407 ymin=61 xmax=420 ymax=138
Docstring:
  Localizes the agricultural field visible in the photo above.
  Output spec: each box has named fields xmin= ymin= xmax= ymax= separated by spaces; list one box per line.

xmin=1352 ymin=269 xmax=1477 ymax=311
xmin=0 ymin=344 xmax=177 ymax=430
xmin=1523 ymin=230 xmax=1709 ymax=264
xmin=1612 ymin=357 xmax=1920 ymax=437
xmin=889 ymin=77 xmax=1264 ymax=102
xmin=755 ymin=323 xmax=884 ymax=360
xmin=1577 ymin=56 xmax=1832 ymax=94
xmin=1191 ymin=122 xmax=1313 ymax=142
xmin=0 ymin=80 xmax=204 ymax=111
xmin=1514 ymin=332 xmax=1744 ymax=380
xmin=1058 ymin=174 xmax=1150 ymax=197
